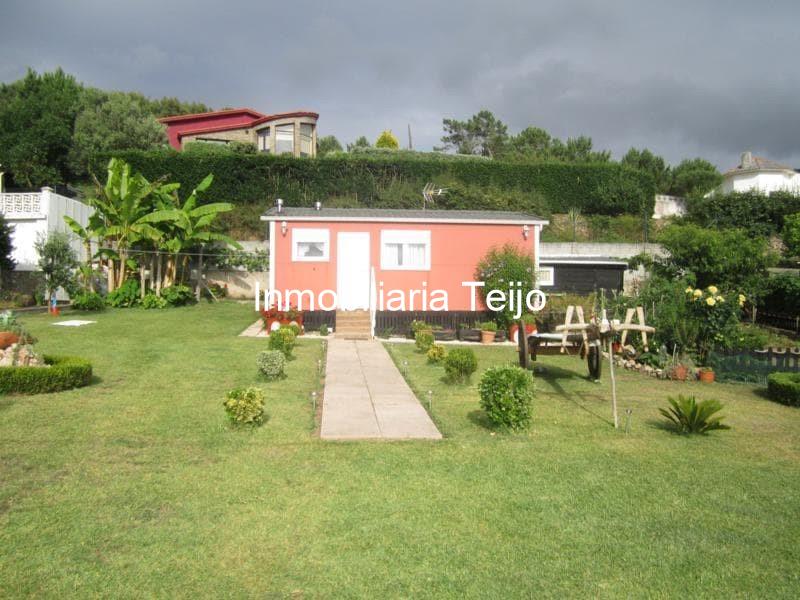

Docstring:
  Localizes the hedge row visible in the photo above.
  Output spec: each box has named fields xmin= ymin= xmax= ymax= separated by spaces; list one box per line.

xmin=767 ymin=372 xmax=800 ymax=407
xmin=92 ymin=150 xmax=655 ymax=217
xmin=0 ymin=355 xmax=93 ymax=394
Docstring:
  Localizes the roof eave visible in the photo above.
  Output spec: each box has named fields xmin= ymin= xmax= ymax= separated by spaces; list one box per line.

xmin=259 ymin=214 xmax=549 ymax=226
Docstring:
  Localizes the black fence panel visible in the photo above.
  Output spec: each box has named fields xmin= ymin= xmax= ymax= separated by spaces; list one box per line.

xmin=710 ymin=347 xmax=800 ymax=385
xmin=302 ymin=310 xmax=336 ymax=331
xmin=375 ymin=310 xmax=493 ymax=337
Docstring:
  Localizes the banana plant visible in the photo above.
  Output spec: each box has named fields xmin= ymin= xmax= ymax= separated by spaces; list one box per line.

xmin=142 ymin=174 xmax=240 ymax=295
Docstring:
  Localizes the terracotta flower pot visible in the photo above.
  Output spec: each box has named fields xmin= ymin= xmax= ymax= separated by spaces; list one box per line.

xmin=509 ymin=324 xmax=537 ymax=344
xmin=698 ymin=369 xmax=715 ymax=383
xmin=0 ymin=331 xmax=19 ymax=349
xmin=480 ymin=330 xmax=496 ymax=344
xmin=671 ymin=365 xmax=688 ymax=381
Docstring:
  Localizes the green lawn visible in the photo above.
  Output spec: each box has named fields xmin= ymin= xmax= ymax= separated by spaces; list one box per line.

xmin=1 ymin=304 xmax=799 ymax=598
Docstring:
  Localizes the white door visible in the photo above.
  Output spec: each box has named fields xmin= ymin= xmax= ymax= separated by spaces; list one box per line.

xmin=337 ymin=232 xmax=371 ymax=310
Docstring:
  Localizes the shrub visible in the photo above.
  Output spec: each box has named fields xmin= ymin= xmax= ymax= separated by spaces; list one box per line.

xmin=94 ymin=150 xmax=655 ymax=218
xmin=287 ymin=322 xmax=302 ymax=337
xmin=410 ymin=320 xmax=429 ymax=335
xmin=415 ymin=330 xmax=434 ymax=352
xmin=479 ymin=321 xmax=498 ymax=332
xmin=106 ymin=279 xmax=140 ymax=308
xmin=427 ymin=344 xmax=446 ymax=364
xmin=71 ymin=292 xmax=105 ymax=311
xmin=160 ymin=285 xmax=195 ymax=306
xmin=766 ymin=372 xmax=800 ymax=407
xmin=658 ymin=395 xmax=730 ymax=434
xmin=257 ymin=350 xmax=286 ymax=380
xmin=444 ymin=348 xmax=477 ymax=382
xmin=475 ymin=245 xmax=537 ymax=328
xmin=479 ymin=365 xmax=535 ymax=430
xmin=0 ymin=355 xmax=92 ymax=394
xmin=223 ymin=387 xmax=265 ymax=426
xmin=269 ymin=327 xmax=296 ymax=358
xmin=141 ymin=293 xmax=167 ymax=309
xmin=319 ymin=323 xmax=329 ymax=336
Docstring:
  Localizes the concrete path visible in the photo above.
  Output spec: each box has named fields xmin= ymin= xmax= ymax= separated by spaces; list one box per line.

xmin=321 ymin=339 xmax=442 ymax=440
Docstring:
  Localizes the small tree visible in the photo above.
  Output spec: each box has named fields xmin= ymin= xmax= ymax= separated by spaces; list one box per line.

xmin=35 ymin=231 xmax=78 ymax=302
xmin=347 ymin=136 xmax=371 ymax=152
xmin=0 ymin=214 xmax=15 ymax=291
xmin=474 ymin=244 xmax=536 ymax=328
xmin=317 ymin=135 xmax=343 ymax=156
xmin=375 ymin=130 xmax=400 ymax=149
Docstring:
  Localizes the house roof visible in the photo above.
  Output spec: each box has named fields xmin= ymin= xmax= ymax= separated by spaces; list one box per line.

xmin=158 ymin=107 xmax=266 ymax=124
xmin=261 ymin=207 xmax=548 ymax=225
xmin=174 ymin=111 xmax=320 ymax=140
xmin=724 ymin=154 xmax=796 ymax=176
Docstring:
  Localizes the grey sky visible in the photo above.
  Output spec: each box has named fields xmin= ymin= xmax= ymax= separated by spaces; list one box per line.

xmin=2 ymin=0 xmax=799 ymax=170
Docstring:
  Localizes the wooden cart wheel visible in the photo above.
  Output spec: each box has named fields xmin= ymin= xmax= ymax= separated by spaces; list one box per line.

xmin=517 ymin=320 xmax=530 ymax=370
xmin=587 ymin=343 xmax=602 ymax=380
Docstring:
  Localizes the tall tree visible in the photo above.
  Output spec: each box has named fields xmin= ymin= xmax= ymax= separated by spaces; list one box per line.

xmin=0 ymin=68 xmax=83 ymax=186
xmin=35 ymin=231 xmax=79 ymax=301
xmin=621 ymin=148 xmax=672 ymax=193
xmin=375 ymin=130 xmax=400 ymax=149
xmin=440 ymin=110 xmax=509 ymax=157
xmin=0 ymin=215 xmax=15 ymax=291
xmin=317 ymin=135 xmax=343 ymax=156
xmin=69 ymin=91 xmax=168 ymax=177
xmin=347 ymin=136 xmax=371 ymax=152
xmin=507 ymin=127 xmax=553 ymax=159
xmin=669 ymin=158 xmax=722 ymax=197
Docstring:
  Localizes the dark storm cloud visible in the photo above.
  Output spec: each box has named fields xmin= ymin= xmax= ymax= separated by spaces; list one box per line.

xmin=2 ymin=0 xmax=799 ymax=169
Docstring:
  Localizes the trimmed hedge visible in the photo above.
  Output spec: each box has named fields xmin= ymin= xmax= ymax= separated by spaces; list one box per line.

xmin=766 ymin=372 xmax=800 ymax=407
xmin=92 ymin=149 xmax=655 ymax=217
xmin=0 ymin=355 xmax=93 ymax=394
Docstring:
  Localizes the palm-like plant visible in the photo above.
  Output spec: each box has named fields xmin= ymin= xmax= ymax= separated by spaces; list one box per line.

xmin=143 ymin=174 xmax=240 ymax=295
xmin=659 ymin=395 xmax=730 ymax=434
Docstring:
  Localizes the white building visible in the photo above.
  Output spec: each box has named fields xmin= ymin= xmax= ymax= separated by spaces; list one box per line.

xmin=0 ymin=187 xmax=92 ymax=271
xmin=717 ymin=151 xmax=800 ymax=195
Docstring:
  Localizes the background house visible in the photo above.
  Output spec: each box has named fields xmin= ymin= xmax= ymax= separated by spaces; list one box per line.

xmin=717 ymin=151 xmax=800 ymax=195
xmin=160 ymin=108 xmax=319 ymax=157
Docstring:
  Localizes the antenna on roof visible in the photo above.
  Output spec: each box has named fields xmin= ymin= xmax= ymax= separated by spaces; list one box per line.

xmin=422 ymin=183 xmax=448 ymax=210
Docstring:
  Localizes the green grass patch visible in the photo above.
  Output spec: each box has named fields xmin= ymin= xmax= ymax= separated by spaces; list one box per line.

xmin=0 ymin=306 xmax=799 ymax=597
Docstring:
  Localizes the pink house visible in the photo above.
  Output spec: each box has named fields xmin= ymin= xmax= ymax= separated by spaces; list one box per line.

xmin=159 ymin=108 xmax=320 ymax=157
xmin=261 ymin=206 xmax=549 ymax=336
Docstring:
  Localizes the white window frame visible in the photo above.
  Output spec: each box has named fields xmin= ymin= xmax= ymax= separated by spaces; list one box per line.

xmin=292 ymin=228 xmax=330 ymax=262
xmin=380 ymin=230 xmax=431 ymax=271
xmin=536 ymin=266 xmax=555 ymax=287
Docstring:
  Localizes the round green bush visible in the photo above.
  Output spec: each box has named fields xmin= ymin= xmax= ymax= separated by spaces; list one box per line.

xmin=0 ymin=355 xmax=93 ymax=394
xmin=444 ymin=348 xmax=477 ymax=382
xmin=415 ymin=330 xmax=434 ymax=352
xmin=319 ymin=324 xmax=329 ymax=336
xmin=223 ymin=387 xmax=265 ymax=426
xmin=160 ymin=285 xmax=195 ymax=306
xmin=767 ymin=372 xmax=800 ymax=407
xmin=141 ymin=293 xmax=167 ymax=309
xmin=71 ymin=292 xmax=105 ymax=311
xmin=257 ymin=350 xmax=286 ymax=379
xmin=269 ymin=327 xmax=297 ymax=358
xmin=479 ymin=365 xmax=535 ymax=430
xmin=426 ymin=344 xmax=446 ymax=364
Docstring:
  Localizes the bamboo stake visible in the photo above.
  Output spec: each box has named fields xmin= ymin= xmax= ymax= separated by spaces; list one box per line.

xmin=608 ymin=339 xmax=619 ymax=428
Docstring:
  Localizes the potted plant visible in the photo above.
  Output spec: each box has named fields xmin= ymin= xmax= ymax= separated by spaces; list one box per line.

xmin=457 ymin=323 xmax=480 ymax=342
xmin=698 ymin=367 xmax=716 ymax=383
xmin=509 ymin=314 xmax=538 ymax=344
xmin=480 ymin=321 xmax=498 ymax=344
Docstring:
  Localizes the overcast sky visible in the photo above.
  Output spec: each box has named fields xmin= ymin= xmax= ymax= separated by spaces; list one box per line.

xmin=2 ymin=0 xmax=799 ymax=170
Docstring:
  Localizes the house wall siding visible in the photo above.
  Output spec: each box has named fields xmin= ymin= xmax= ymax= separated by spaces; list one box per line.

xmin=271 ymin=220 xmax=538 ymax=311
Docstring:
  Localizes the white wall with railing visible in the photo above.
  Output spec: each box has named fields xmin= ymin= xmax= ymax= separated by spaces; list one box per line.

xmin=0 ymin=187 xmax=92 ymax=270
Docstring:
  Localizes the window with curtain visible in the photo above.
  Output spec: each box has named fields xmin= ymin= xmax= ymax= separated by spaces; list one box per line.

xmin=275 ymin=124 xmax=294 ymax=155
xmin=257 ymin=127 xmax=271 ymax=152
xmin=380 ymin=230 xmax=431 ymax=270
xmin=292 ymin=228 xmax=330 ymax=261
xmin=299 ymin=123 xmax=314 ymax=156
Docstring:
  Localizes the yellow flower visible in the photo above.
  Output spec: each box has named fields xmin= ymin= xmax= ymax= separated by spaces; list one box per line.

xmin=707 ymin=285 xmax=718 ymax=294
xmin=717 ymin=295 xmax=725 ymax=303
xmin=706 ymin=297 xmax=716 ymax=306
xmin=685 ymin=287 xmax=693 ymax=294
xmin=693 ymin=289 xmax=703 ymax=298
xmin=738 ymin=294 xmax=746 ymax=306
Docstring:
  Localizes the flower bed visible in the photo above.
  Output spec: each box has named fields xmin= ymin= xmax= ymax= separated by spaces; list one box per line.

xmin=0 ymin=355 xmax=93 ymax=394
xmin=260 ymin=307 xmax=304 ymax=333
